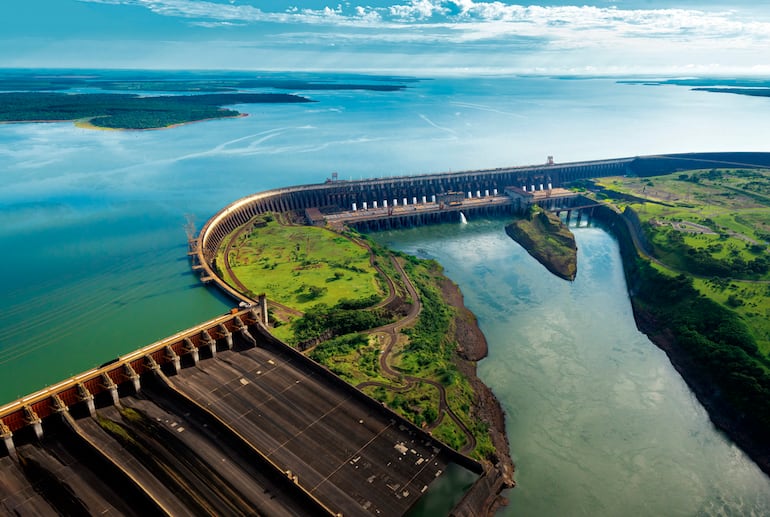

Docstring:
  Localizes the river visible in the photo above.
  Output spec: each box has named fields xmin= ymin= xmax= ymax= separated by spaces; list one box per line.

xmin=376 ymin=218 xmax=770 ymax=516
xmin=1 ymin=72 xmax=770 ymax=513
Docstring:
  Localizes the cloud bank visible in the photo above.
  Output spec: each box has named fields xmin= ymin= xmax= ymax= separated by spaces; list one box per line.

xmin=36 ymin=1 xmax=770 ymax=73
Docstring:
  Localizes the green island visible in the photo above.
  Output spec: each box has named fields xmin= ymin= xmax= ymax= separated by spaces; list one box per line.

xmin=691 ymin=87 xmax=770 ymax=98
xmin=618 ymin=78 xmax=770 ymax=99
xmin=504 ymin=206 xmax=578 ymax=281
xmin=584 ymin=167 xmax=770 ymax=472
xmin=215 ymin=214 xmax=514 ymax=484
xmin=0 ymin=92 xmax=313 ymax=130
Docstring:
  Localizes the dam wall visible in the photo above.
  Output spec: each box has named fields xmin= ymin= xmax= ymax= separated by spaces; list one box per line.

xmin=631 ymin=152 xmax=770 ymax=177
xmin=197 ymin=156 xmax=635 ymax=265
xmin=199 ymin=151 xmax=770 ymax=268
xmin=0 ymin=311 xmax=252 ymax=434
xmin=0 ymin=308 xmax=483 ymax=516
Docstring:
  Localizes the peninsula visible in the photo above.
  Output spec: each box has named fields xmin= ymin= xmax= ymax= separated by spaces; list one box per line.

xmin=214 ymin=215 xmax=515 ymax=512
xmin=505 ymin=206 xmax=578 ymax=280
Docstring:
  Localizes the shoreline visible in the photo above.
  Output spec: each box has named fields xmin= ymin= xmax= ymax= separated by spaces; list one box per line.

xmin=632 ymin=306 xmax=770 ymax=476
xmin=438 ymin=274 xmax=516 ymax=513
xmin=0 ymin=113 xmax=248 ymax=131
xmin=596 ymin=205 xmax=770 ymax=477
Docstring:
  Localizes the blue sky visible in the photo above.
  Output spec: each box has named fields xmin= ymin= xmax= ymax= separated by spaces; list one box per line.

xmin=2 ymin=0 xmax=769 ymax=74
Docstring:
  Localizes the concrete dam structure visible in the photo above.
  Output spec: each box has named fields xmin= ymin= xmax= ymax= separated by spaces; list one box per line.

xmin=0 ymin=309 xmax=480 ymax=516
xmin=196 ymin=155 xmax=634 ymax=266
xmin=196 ymin=152 xmax=770 ymax=272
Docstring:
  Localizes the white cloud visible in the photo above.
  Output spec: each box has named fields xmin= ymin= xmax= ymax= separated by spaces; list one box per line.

xmin=58 ymin=1 xmax=770 ymax=73
xmin=76 ymin=0 xmax=770 ymax=46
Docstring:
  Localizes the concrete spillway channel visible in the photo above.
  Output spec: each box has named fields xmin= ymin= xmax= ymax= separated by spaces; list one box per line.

xmin=1 ymin=321 xmax=465 ymax=516
xmin=164 ymin=338 xmax=455 ymax=515
xmin=2 ymin=388 xmax=319 ymax=516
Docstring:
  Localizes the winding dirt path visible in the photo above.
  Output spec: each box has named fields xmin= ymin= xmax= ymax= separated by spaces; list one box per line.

xmin=358 ymin=255 xmax=477 ymax=454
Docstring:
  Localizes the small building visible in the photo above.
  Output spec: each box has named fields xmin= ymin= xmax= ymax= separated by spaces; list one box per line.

xmin=436 ymin=191 xmax=464 ymax=208
xmin=505 ymin=185 xmax=578 ymax=213
xmin=504 ymin=186 xmax=536 ymax=213
xmin=304 ymin=207 xmax=325 ymax=226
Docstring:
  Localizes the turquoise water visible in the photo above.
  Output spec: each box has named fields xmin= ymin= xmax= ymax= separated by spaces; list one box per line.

xmin=1 ymin=72 xmax=770 ymax=512
xmin=377 ymin=219 xmax=770 ymax=516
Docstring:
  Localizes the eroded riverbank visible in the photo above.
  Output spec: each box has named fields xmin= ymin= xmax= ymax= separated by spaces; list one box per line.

xmin=376 ymin=218 xmax=770 ymax=516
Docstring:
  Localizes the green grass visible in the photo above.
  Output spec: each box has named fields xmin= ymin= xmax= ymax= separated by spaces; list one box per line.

xmin=217 ymin=217 xmax=384 ymax=312
xmin=595 ymin=169 xmax=770 ymax=282
xmin=308 ymin=334 xmax=390 ymax=385
xmin=594 ymin=169 xmax=770 ymax=356
xmin=693 ymin=278 xmax=770 ymax=355
xmin=362 ymin=382 xmax=441 ymax=429
xmin=432 ymin=419 xmax=468 ymax=451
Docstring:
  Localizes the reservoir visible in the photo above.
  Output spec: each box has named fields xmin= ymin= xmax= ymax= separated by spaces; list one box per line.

xmin=375 ymin=218 xmax=770 ymax=516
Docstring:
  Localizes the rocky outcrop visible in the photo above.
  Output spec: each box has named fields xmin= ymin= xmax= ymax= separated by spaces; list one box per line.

xmin=505 ymin=209 xmax=577 ymax=281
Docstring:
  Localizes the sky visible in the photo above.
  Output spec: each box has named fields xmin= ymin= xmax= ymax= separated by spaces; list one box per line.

xmin=2 ymin=0 xmax=770 ymax=75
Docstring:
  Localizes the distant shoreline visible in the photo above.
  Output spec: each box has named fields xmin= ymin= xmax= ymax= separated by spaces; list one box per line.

xmin=0 ymin=113 xmax=249 ymax=131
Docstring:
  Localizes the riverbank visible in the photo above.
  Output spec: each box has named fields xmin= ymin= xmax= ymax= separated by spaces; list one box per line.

xmin=593 ymin=204 xmax=770 ymax=476
xmin=438 ymin=275 xmax=516 ymax=512
xmin=504 ymin=208 xmax=577 ymax=281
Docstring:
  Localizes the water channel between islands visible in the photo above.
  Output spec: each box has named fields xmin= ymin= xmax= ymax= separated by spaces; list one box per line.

xmin=377 ymin=217 xmax=770 ymax=517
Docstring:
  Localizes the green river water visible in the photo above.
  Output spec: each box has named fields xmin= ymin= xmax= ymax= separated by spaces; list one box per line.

xmin=376 ymin=217 xmax=770 ymax=516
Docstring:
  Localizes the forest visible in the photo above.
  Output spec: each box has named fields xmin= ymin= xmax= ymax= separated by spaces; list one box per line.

xmin=0 ymin=92 xmax=312 ymax=129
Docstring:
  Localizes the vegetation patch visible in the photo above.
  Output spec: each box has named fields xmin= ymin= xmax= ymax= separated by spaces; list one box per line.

xmin=0 ymin=92 xmax=312 ymax=130
xmin=217 ymin=216 xmax=384 ymax=313
xmin=292 ymin=303 xmax=393 ymax=347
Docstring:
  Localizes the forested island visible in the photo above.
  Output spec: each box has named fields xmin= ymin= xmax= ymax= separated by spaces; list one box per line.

xmin=0 ymin=71 xmax=410 ymax=93
xmin=586 ymin=167 xmax=770 ymax=474
xmin=504 ymin=206 xmax=578 ymax=281
xmin=618 ymin=78 xmax=770 ymax=99
xmin=0 ymin=92 xmax=313 ymax=130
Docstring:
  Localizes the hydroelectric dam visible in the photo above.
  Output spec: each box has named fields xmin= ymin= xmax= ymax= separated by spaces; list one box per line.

xmin=3 ymin=152 xmax=770 ymax=516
